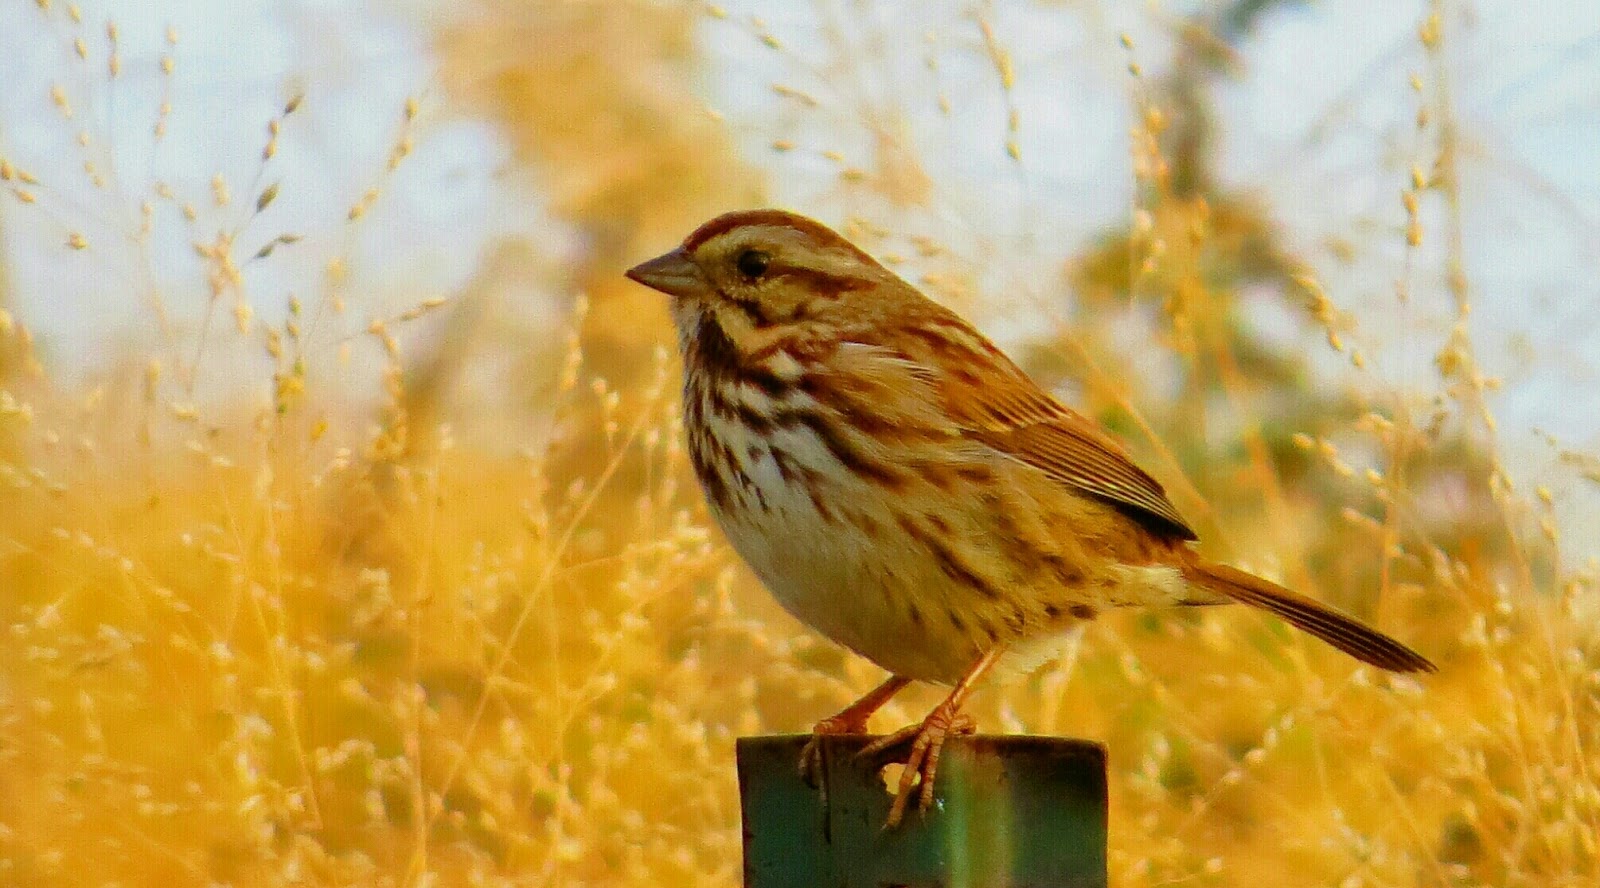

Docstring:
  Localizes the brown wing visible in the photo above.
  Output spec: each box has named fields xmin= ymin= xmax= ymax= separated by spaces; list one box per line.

xmin=923 ymin=329 xmax=1198 ymax=541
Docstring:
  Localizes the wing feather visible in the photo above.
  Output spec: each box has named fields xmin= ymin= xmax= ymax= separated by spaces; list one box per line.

xmin=969 ymin=417 xmax=1197 ymax=540
xmin=908 ymin=322 xmax=1198 ymax=540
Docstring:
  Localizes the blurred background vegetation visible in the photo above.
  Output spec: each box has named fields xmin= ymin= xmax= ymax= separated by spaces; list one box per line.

xmin=1 ymin=1 xmax=1597 ymax=886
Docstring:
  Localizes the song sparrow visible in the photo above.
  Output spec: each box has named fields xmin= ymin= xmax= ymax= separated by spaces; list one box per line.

xmin=626 ymin=209 xmax=1434 ymax=828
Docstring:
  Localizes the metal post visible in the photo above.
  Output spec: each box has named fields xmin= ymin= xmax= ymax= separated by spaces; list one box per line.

xmin=738 ymin=734 xmax=1107 ymax=888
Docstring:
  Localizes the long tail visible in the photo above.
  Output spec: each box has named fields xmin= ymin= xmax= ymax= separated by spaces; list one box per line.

xmin=1181 ymin=560 xmax=1436 ymax=673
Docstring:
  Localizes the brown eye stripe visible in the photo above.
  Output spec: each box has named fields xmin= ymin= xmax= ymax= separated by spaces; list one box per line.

xmin=774 ymin=266 xmax=870 ymax=299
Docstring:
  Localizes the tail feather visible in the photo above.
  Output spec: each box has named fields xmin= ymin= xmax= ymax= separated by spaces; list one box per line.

xmin=1183 ymin=561 xmax=1436 ymax=673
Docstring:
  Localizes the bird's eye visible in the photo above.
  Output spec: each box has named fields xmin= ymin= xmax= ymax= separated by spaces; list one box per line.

xmin=735 ymin=249 xmax=770 ymax=279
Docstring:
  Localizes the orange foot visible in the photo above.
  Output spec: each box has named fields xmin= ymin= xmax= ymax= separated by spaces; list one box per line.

xmin=799 ymin=710 xmax=871 ymax=788
xmin=858 ymin=704 xmax=977 ymax=829
xmin=799 ymin=675 xmax=912 ymax=788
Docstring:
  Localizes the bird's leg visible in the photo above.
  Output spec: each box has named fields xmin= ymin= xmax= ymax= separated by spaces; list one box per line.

xmin=858 ymin=647 xmax=1004 ymax=829
xmin=800 ymin=674 xmax=912 ymax=787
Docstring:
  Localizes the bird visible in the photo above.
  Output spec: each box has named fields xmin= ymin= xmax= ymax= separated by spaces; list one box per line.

xmin=624 ymin=208 xmax=1434 ymax=828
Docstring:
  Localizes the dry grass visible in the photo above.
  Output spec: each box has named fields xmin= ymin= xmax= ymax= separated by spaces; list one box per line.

xmin=2 ymin=2 xmax=1598 ymax=886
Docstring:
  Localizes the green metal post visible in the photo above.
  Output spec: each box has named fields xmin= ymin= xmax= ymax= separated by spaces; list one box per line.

xmin=738 ymin=734 xmax=1107 ymax=888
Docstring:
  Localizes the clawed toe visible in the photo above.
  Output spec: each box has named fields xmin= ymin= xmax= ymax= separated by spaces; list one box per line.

xmin=796 ymin=675 xmax=913 ymax=789
xmin=854 ymin=721 xmax=921 ymax=765
xmin=799 ymin=713 xmax=871 ymax=789
xmin=862 ymin=708 xmax=977 ymax=829
xmin=798 ymin=732 xmax=832 ymax=788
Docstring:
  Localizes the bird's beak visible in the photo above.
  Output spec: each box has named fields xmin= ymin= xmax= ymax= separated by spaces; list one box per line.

xmin=624 ymin=247 xmax=705 ymax=299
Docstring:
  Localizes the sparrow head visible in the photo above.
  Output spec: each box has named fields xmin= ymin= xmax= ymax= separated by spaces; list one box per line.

xmin=626 ymin=209 xmax=913 ymax=349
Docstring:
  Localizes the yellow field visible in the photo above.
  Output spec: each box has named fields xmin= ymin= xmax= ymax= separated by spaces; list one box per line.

xmin=2 ymin=3 xmax=1597 ymax=886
